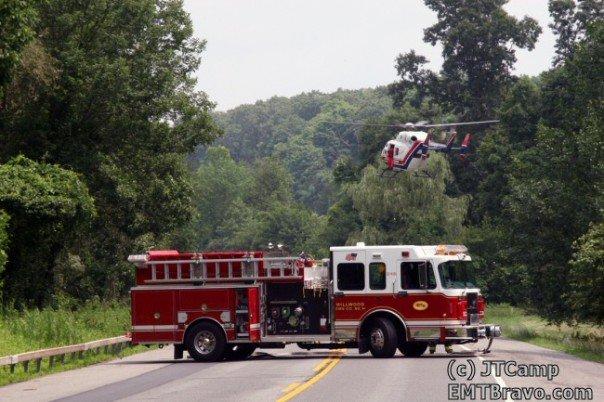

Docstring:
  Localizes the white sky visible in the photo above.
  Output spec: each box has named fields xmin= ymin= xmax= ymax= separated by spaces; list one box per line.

xmin=183 ymin=0 xmax=556 ymax=111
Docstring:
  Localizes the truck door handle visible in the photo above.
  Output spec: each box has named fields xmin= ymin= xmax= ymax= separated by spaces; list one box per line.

xmin=397 ymin=291 xmax=408 ymax=297
xmin=333 ymin=291 xmax=344 ymax=298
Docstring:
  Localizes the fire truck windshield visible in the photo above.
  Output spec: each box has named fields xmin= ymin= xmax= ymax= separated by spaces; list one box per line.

xmin=438 ymin=260 xmax=477 ymax=289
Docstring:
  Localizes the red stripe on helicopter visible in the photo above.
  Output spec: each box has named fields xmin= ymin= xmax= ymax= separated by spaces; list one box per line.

xmin=395 ymin=140 xmax=423 ymax=169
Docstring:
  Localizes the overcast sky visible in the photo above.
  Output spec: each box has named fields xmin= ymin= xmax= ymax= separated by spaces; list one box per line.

xmin=183 ymin=0 xmax=556 ymax=111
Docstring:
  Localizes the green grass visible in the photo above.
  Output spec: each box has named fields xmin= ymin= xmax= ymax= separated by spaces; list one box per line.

xmin=0 ymin=300 xmax=152 ymax=386
xmin=486 ymin=303 xmax=604 ymax=363
xmin=0 ymin=300 xmax=131 ymax=356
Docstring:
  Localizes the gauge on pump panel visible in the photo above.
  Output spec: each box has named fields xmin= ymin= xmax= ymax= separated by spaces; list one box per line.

xmin=288 ymin=315 xmax=299 ymax=327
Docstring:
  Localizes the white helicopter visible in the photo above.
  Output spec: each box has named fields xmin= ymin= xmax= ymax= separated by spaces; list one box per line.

xmin=378 ymin=120 xmax=499 ymax=177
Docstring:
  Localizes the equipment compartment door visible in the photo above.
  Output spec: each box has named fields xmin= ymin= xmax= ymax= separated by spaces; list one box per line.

xmin=248 ymin=287 xmax=260 ymax=341
xmin=131 ymin=289 xmax=176 ymax=342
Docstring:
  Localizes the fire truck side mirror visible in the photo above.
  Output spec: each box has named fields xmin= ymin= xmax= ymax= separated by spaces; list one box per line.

xmin=419 ymin=263 xmax=428 ymax=289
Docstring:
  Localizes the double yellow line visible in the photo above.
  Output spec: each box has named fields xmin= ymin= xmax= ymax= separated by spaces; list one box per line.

xmin=277 ymin=349 xmax=346 ymax=402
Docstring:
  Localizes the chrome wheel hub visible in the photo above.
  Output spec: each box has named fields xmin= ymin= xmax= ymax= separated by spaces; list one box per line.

xmin=194 ymin=330 xmax=216 ymax=355
xmin=370 ymin=328 xmax=385 ymax=350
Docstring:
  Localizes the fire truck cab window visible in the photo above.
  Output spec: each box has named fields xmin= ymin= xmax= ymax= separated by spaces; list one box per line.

xmin=369 ymin=262 xmax=386 ymax=290
xmin=400 ymin=262 xmax=436 ymax=289
xmin=337 ymin=263 xmax=365 ymax=291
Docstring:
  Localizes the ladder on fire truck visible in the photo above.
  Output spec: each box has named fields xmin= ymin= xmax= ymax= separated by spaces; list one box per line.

xmin=127 ymin=254 xmax=304 ymax=284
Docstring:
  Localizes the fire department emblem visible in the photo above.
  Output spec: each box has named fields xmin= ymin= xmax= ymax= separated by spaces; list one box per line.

xmin=413 ymin=300 xmax=429 ymax=311
xmin=345 ymin=253 xmax=357 ymax=261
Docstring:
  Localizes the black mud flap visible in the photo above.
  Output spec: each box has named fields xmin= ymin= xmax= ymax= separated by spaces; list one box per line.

xmin=174 ymin=344 xmax=184 ymax=359
xmin=358 ymin=336 xmax=369 ymax=354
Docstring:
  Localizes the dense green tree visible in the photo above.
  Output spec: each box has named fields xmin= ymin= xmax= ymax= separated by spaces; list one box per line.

xmin=274 ymin=136 xmax=333 ymax=213
xmin=503 ymin=111 xmax=602 ymax=321
xmin=470 ymin=76 xmax=542 ymax=223
xmin=549 ymin=0 xmax=602 ymax=65
xmin=207 ymin=88 xmax=392 ymax=213
xmin=188 ymin=148 xmax=326 ymax=256
xmin=0 ymin=156 xmax=95 ymax=307
xmin=467 ymin=21 xmax=603 ymax=320
xmin=0 ymin=210 xmax=8 ymax=279
xmin=0 ymin=0 xmax=220 ymax=301
xmin=190 ymin=147 xmax=252 ymax=249
xmin=0 ymin=0 xmax=37 ymax=100
xmin=390 ymin=0 xmax=541 ymax=120
xmin=322 ymin=193 xmax=362 ymax=247
xmin=566 ymin=222 xmax=604 ymax=324
xmin=234 ymin=202 xmax=326 ymax=257
xmin=347 ymin=155 xmax=467 ymax=245
xmin=541 ymin=21 xmax=604 ymax=132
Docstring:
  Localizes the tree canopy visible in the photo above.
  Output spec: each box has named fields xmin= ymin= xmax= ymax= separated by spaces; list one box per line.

xmin=0 ymin=156 xmax=95 ymax=307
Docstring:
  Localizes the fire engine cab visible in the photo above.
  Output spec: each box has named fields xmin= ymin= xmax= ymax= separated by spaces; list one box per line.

xmin=128 ymin=243 xmax=501 ymax=362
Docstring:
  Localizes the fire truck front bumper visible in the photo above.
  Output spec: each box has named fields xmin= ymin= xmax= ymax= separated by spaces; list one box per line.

xmin=408 ymin=324 xmax=502 ymax=344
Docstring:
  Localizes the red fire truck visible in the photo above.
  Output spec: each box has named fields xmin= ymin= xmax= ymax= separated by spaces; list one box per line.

xmin=128 ymin=243 xmax=501 ymax=362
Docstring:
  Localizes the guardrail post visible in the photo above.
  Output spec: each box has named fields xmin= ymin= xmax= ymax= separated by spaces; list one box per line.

xmin=0 ymin=336 xmax=131 ymax=374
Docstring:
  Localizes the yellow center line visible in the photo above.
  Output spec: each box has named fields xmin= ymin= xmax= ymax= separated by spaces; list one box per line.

xmin=277 ymin=349 xmax=346 ymax=402
xmin=282 ymin=382 xmax=301 ymax=393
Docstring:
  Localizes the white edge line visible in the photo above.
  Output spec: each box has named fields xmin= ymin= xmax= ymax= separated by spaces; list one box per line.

xmin=460 ymin=345 xmax=512 ymax=402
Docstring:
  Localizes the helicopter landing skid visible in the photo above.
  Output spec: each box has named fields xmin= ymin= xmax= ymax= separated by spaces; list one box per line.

xmin=413 ymin=171 xmax=435 ymax=180
xmin=380 ymin=168 xmax=400 ymax=179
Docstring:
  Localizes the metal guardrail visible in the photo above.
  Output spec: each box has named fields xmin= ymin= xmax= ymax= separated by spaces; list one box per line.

xmin=0 ymin=335 xmax=131 ymax=374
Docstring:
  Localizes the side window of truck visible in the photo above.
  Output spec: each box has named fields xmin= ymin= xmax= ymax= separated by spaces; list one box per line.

xmin=337 ymin=263 xmax=365 ymax=291
xmin=400 ymin=262 xmax=436 ymax=289
xmin=369 ymin=262 xmax=386 ymax=290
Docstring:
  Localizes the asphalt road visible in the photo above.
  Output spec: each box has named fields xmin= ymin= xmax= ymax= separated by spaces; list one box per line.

xmin=1 ymin=339 xmax=601 ymax=402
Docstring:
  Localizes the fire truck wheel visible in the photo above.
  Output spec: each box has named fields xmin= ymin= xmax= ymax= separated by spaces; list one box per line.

xmin=185 ymin=322 xmax=226 ymax=362
xmin=223 ymin=344 xmax=256 ymax=360
xmin=367 ymin=317 xmax=398 ymax=358
xmin=399 ymin=341 xmax=428 ymax=357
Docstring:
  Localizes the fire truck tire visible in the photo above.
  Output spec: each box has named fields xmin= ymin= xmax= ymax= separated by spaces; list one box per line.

xmin=367 ymin=317 xmax=398 ymax=358
xmin=399 ymin=341 xmax=428 ymax=357
xmin=185 ymin=322 xmax=226 ymax=362
xmin=223 ymin=344 xmax=256 ymax=360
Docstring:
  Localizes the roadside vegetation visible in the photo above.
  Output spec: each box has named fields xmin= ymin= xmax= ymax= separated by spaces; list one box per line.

xmin=0 ymin=301 xmax=149 ymax=386
xmin=0 ymin=300 xmax=130 ymax=356
xmin=487 ymin=304 xmax=604 ymax=363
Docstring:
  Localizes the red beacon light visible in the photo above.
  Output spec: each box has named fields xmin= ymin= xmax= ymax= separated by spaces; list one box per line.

xmin=435 ymin=244 xmax=468 ymax=256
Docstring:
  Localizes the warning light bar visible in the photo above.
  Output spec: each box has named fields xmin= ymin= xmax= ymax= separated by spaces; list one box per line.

xmin=435 ymin=245 xmax=468 ymax=255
